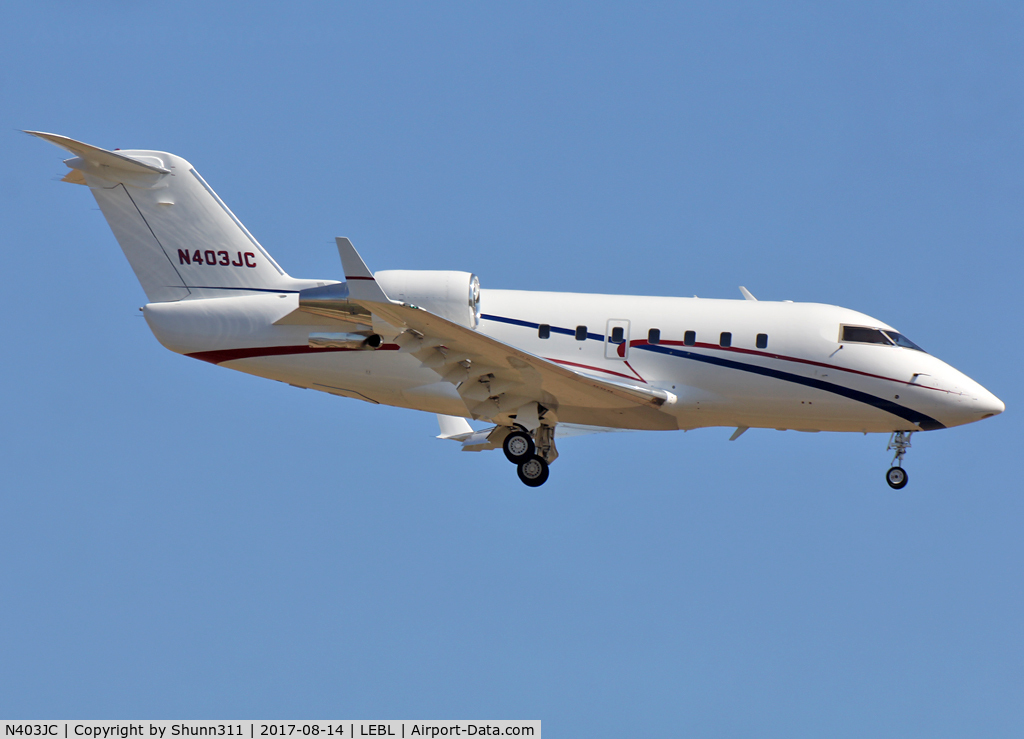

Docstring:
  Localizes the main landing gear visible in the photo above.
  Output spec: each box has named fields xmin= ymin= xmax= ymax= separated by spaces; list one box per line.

xmin=885 ymin=431 xmax=912 ymax=490
xmin=503 ymin=430 xmax=535 ymax=463
xmin=502 ymin=425 xmax=556 ymax=487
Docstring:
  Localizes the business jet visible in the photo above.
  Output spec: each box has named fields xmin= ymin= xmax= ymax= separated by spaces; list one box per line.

xmin=29 ymin=131 xmax=1005 ymax=488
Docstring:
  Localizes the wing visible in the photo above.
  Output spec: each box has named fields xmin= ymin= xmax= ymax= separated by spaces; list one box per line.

xmin=314 ymin=239 xmax=679 ymax=431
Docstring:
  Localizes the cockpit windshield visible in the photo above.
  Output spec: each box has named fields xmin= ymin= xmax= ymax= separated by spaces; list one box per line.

xmin=882 ymin=331 xmax=925 ymax=352
xmin=840 ymin=325 xmax=926 ymax=353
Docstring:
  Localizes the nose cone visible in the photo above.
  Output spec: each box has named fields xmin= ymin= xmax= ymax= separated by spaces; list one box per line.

xmin=941 ymin=376 xmax=1005 ymax=427
xmin=972 ymin=388 xmax=1005 ymax=419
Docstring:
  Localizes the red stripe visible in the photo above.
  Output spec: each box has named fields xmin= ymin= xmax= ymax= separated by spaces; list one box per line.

xmin=191 ymin=342 xmax=652 ymax=387
xmin=611 ymin=342 xmax=647 ymax=381
xmin=546 ymin=357 xmax=645 ymax=382
xmin=188 ymin=344 xmax=399 ymax=365
xmin=623 ymin=360 xmax=646 ymax=383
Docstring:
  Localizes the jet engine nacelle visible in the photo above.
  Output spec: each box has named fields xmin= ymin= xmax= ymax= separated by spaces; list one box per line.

xmin=374 ymin=270 xmax=481 ymax=329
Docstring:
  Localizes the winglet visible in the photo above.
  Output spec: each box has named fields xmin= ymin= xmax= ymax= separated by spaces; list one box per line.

xmin=739 ymin=286 xmax=757 ymax=301
xmin=25 ymin=130 xmax=171 ymax=174
xmin=335 ymin=237 xmax=392 ymax=303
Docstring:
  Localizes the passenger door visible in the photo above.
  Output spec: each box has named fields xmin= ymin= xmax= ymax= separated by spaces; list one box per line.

xmin=605 ymin=319 xmax=631 ymax=359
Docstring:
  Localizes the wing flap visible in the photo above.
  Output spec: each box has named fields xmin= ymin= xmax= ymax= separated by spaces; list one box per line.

xmin=378 ymin=301 xmax=674 ymax=405
xmin=354 ymin=297 xmax=677 ymax=425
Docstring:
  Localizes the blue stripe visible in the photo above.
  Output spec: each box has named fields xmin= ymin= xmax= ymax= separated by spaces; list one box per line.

xmin=637 ymin=344 xmax=944 ymax=430
xmin=480 ymin=313 xmax=945 ymax=431
xmin=481 ymin=313 xmax=601 ymax=340
xmin=482 ymin=314 xmax=535 ymax=329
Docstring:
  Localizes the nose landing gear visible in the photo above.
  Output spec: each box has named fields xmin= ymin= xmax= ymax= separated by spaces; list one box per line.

xmin=885 ymin=431 xmax=912 ymax=489
xmin=886 ymin=466 xmax=908 ymax=489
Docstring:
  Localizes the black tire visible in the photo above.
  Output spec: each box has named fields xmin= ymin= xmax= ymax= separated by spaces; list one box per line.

xmin=886 ymin=466 xmax=908 ymax=490
xmin=517 ymin=455 xmax=549 ymax=487
xmin=503 ymin=431 xmax=535 ymax=463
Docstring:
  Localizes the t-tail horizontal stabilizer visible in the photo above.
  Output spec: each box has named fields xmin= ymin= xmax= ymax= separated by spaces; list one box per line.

xmin=30 ymin=130 xmax=298 ymax=303
xmin=25 ymin=130 xmax=170 ymax=174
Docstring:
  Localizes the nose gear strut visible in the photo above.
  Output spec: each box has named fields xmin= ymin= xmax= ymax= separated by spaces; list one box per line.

xmin=885 ymin=431 xmax=913 ymax=489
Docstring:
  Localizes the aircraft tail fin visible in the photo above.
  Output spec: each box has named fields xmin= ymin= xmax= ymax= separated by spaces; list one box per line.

xmin=29 ymin=131 xmax=295 ymax=302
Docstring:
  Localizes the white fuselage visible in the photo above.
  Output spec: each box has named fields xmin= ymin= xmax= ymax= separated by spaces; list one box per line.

xmin=29 ymin=129 xmax=1004 ymax=490
xmin=144 ymin=286 xmax=1003 ymax=435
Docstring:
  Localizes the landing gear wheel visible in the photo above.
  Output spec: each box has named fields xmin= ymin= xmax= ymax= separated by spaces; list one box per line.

xmin=503 ymin=431 xmax=535 ymax=463
xmin=886 ymin=466 xmax=908 ymax=490
xmin=517 ymin=455 xmax=549 ymax=487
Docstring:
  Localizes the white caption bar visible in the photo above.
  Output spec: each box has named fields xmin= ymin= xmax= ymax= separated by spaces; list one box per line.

xmin=1 ymin=723 xmax=539 ymax=739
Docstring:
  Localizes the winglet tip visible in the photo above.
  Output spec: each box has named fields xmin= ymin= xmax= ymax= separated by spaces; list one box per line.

xmin=23 ymin=130 xmax=60 ymax=145
xmin=335 ymin=237 xmax=394 ymax=303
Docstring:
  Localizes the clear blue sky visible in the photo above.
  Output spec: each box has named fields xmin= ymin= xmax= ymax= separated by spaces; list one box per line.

xmin=2 ymin=2 xmax=1021 ymax=734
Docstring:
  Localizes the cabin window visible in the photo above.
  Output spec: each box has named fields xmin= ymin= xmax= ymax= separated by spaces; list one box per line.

xmin=575 ymin=325 xmax=588 ymax=341
xmin=756 ymin=333 xmax=768 ymax=349
xmin=720 ymin=332 xmax=732 ymax=347
xmin=841 ymin=326 xmax=892 ymax=345
xmin=648 ymin=328 xmax=661 ymax=345
xmin=609 ymin=326 xmax=625 ymax=344
xmin=684 ymin=330 xmax=696 ymax=346
xmin=538 ymin=324 xmax=550 ymax=339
